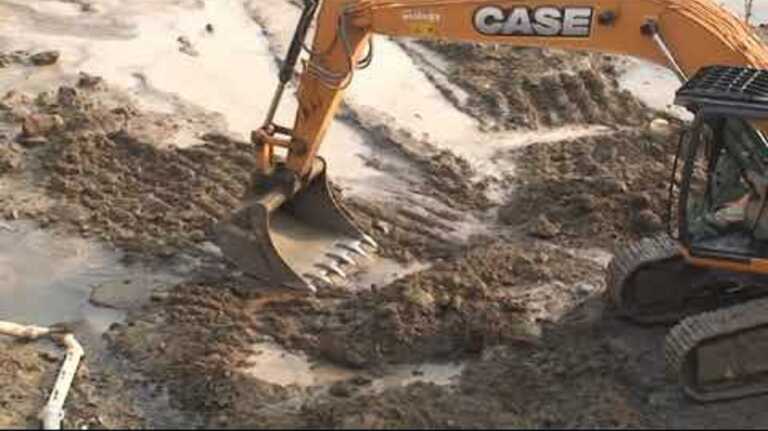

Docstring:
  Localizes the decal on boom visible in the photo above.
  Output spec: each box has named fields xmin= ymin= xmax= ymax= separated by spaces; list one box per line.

xmin=474 ymin=6 xmax=594 ymax=37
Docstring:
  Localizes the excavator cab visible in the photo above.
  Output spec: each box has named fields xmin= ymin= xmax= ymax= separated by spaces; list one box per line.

xmin=674 ymin=66 xmax=768 ymax=261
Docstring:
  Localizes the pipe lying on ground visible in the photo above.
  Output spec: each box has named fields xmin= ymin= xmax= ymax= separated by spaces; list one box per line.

xmin=0 ymin=321 xmax=51 ymax=340
xmin=0 ymin=320 xmax=84 ymax=430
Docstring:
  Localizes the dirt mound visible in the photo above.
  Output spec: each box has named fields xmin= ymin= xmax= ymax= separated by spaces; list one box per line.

xmin=106 ymin=238 xmax=602 ymax=425
xmin=456 ymin=332 xmax=648 ymax=428
xmin=498 ymin=126 xmax=681 ymax=249
xmin=415 ymin=43 xmax=653 ymax=131
xmin=0 ymin=82 xmax=253 ymax=255
xmin=297 ymin=242 xmax=599 ymax=368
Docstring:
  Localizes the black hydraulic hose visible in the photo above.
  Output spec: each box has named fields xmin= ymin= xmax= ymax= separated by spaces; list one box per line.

xmin=280 ymin=0 xmax=318 ymax=85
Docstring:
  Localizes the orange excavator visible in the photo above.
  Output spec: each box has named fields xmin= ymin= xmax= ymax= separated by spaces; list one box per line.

xmin=214 ymin=0 xmax=768 ymax=402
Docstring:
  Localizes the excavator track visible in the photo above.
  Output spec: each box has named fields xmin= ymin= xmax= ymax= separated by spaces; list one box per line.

xmin=607 ymin=234 xmax=768 ymax=324
xmin=607 ymin=234 xmax=697 ymax=324
xmin=666 ymin=297 xmax=768 ymax=402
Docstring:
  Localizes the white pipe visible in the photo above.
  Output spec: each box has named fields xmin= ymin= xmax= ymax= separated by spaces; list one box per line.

xmin=39 ymin=334 xmax=85 ymax=430
xmin=0 ymin=321 xmax=50 ymax=340
xmin=0 ymin=321 xmax=85 ymax=430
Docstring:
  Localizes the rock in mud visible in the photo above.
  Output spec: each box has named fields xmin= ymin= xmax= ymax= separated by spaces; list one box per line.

xmin=29 ymin=50 xmax=60 ymax=66
xmin=631 ymin=209 xmax=663 ymax=234
xmin=77 ymin=72 xmax=104 ymax=89
xmin=90 ymin=279 xmax=153 ymax=309
xmin=0 ymin=144 xmax=23 ymax=173
xmin=17 ymin=136 xmax=48 ymax=147
xmin=177 ymin=36 xmax=199 ymax=57
xmin=649 ymin=118 xmax=674 ymax=138
xmin=21 ymin=113 xmax=63 ymax=138
xmin=528 ymin=214 xmax=561 ymax=239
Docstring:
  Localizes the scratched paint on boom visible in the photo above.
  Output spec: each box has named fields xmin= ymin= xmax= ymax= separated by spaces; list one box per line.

xmin=473 ymin=6 xmax=594 ymax=37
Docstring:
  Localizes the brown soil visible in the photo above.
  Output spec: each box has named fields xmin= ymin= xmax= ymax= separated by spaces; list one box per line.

xmin=0 ymin=80 xmax=250 ymax=257
xmin=413 ymin=42 xmax=654 ymax=131
xmin=0 ymin=338 xmax=143 ymax=429
xmin=3 ymin=19 xmax=768 ymax=431
xmin=498 ymin=125 xmax=683 ymax=250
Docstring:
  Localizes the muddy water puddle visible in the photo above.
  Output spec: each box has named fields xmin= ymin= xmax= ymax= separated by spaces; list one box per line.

xmin=241 ymin=341 xmax=464 ymax=391
xmin=0 ymin=221 xmax=178 ymax=344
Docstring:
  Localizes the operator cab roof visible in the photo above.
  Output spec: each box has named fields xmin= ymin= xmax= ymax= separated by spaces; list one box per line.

xmin=675 ymin=65 xmax=768 ymax=119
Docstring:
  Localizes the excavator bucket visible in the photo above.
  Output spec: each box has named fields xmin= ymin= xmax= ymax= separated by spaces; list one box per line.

xmin=213 ymin=158 xmax=377 ymax=292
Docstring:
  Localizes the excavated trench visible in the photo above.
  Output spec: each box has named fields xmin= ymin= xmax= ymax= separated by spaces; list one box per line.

xmin=2 ymin=0 xmax=768 ymax=428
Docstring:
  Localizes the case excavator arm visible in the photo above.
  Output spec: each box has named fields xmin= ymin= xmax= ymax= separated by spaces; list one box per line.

xmin=277 ymin=0 xmax=768 ymax=178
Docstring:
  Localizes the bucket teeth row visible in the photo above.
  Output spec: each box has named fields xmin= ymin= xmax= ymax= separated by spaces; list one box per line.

xmin=298 ymin=237 xmax=378 ymax=291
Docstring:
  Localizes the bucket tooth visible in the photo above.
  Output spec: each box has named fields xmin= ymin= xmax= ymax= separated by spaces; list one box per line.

xmin=361 ymin=234 xmax=379 ymax=249
xmin=327 ymin=251 xmax=355 ymax=265
xmin=303 ymin=272 xmax=331 ymax=288
xmin=214 ymin=157 xmax=371 ymax=292
xmin=316 ymin=262 xmax=347 ymax=278
xmin=338 ymin=242 xmax=368 ymax=257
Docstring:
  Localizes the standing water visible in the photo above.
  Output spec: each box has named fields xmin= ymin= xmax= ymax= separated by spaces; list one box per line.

xmin=0 ymin=221 xmax=177 ymax=344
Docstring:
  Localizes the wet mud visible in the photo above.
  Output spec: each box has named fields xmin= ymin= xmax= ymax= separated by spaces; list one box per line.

xmin=3 ymin=0 xmax=768 ymax=429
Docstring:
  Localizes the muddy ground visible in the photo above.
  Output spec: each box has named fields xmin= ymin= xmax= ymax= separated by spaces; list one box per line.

xmin=3 ymin=2 xmax=768 ymax=429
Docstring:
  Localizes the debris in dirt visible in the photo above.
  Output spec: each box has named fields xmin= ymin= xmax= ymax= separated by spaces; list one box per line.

xmin=17 ymin=135 xmax=48 ymax=147
xmin=38 ymin=350 xmax=62 ymax=363
xmin=329 ymin=380 xmax=356 ymax=398
xmin=0 ymin=144 xmax=24 ymax=173
xmin=29 ymin=51 xmax=60 ymax=67
xmin=631 ymin=209 xmax=663 ymax=235
xmin=0 ymin=50 xmax=30 ymax=68
xmin=22 ymin=113 xmax=64 ymax=138
xmin=77 ymin=72 xmax=104 ymax=89
xmin=177 ymin=36 xmax=199 ymax=57
xmin=528 ymin=214 xmax=561 ymax=239
xmin=1 ymin=90 xmax=33 ymax=120
xmin=372 ymin=219 xmax=391 ymax=235
xmin=649 ymin=117 xmax=674 ymax=138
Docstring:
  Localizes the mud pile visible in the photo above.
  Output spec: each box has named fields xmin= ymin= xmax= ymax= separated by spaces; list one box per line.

xmin=105 ymin=237 xmax=604 ymax=427
xmin=498 ymin=126 xmax=681 ymax=249
xmin=0 ymin=50 xmax=60 ymax=68
xmin=0 ymin=80 xmax=254 ymax=256
xmin=416 ymin=43 xmax=653 ymax=131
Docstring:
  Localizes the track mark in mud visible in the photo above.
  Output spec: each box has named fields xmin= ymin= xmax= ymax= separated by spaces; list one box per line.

xmin=416 ymin=42 xmax=653 ymax=131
